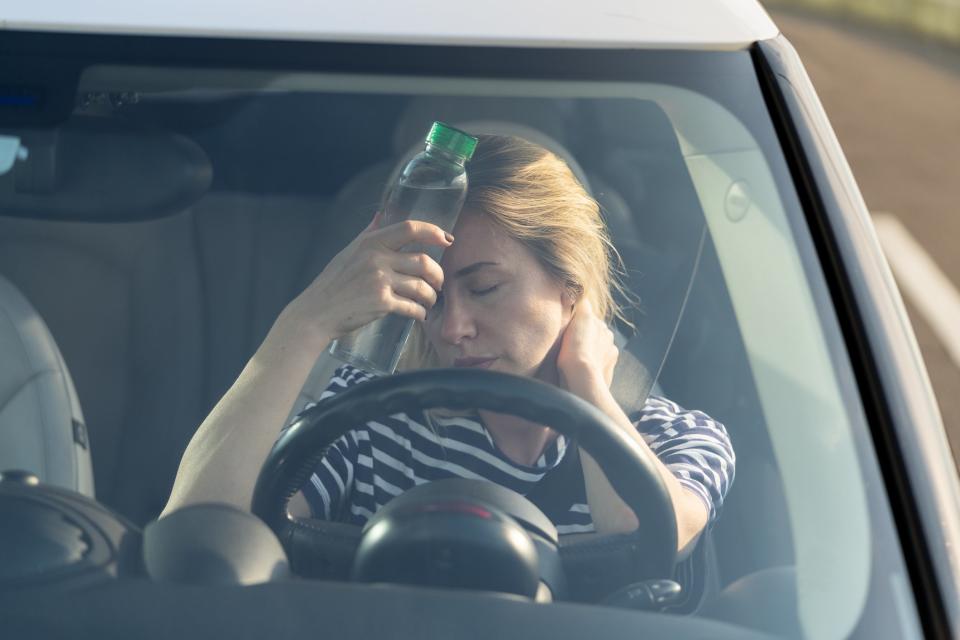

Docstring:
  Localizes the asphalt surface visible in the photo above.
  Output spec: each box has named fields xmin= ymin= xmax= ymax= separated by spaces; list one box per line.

xmin=769 ymin=9 xmax=960 ymax=461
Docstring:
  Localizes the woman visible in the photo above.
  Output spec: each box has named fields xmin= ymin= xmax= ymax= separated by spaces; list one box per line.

xmin=165 ymin=134 xmax=733 ymax=559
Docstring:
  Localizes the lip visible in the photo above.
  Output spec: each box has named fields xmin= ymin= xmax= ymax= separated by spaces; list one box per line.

xmin=453 ymin=357 xmax=498 ymax=369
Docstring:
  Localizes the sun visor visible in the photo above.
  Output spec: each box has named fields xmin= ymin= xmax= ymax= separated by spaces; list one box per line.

xmin=0 ymin=117 xmax=211 ymax=221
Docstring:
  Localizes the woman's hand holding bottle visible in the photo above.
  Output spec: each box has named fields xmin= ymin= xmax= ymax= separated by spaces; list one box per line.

xmin=281 ymin=215 xmax=451 ymax=354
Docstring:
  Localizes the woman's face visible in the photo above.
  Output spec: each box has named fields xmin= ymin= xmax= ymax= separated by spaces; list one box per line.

xmin=423 ymin=209 xmax=573 ymax=380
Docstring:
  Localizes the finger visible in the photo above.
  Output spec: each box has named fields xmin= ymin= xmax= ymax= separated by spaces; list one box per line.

xmin=389 ymin=252 xmax=444 ymax=292
xmin=371 ymin=219 xmax=454 ymax=251
xmin=387 ymin=292 xmax=429 ymax=322
xmin=391 ymin=274 xmax=439 ymax=308
xmin=578 ymin=297 xmax=595 ymax=317
xmin=568 ymin=301 xmax=589 ymax=329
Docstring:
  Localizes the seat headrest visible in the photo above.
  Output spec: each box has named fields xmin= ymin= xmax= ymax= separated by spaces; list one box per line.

xmin=0 ymin=116 xmax=211 ymax=221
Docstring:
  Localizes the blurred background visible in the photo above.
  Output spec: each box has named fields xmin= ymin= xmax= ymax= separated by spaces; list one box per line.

xmin=764 ymin=1 xmax=960 ymax=463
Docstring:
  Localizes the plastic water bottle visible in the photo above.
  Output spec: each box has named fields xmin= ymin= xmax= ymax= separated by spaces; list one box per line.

xmin=329 ymin=122 xmax=478 ymax=375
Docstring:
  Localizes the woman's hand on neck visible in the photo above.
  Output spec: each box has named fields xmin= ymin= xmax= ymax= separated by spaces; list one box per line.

xmin=556 ymin=299 xmax=617 ymax=395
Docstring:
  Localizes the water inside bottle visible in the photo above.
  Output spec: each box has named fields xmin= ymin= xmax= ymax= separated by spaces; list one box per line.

xmin=330 ymin=183 xmax=467 ymax=375
xmin=382 ymin=182 xmax=467 ymax=260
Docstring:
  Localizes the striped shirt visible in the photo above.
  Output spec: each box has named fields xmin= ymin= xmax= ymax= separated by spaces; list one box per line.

xmin=294 ymin=365 xmax=735 ymax=535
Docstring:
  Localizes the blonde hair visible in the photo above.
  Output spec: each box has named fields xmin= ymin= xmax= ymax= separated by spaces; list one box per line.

xmin=399 ymin=133 xmax=631 ymax=371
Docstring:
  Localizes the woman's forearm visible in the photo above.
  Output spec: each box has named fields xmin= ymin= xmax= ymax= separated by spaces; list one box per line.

xmin=162 ymin=219 xmax=450 ymax=517
xmin=570 ymin=377 xmax=708 ymax=557
xmin=163 ymin=306 xmax=331 ymax=516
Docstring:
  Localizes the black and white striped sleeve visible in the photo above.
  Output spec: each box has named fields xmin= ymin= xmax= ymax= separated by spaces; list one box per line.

xmin=634 ymin=396 xmax=736 ymax=524
xmin=287 ymin=365 xmax=375 ymax=520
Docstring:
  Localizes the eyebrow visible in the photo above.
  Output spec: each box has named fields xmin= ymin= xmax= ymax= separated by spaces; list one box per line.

xmin=453 ymin=261 xmax=500 ymax=278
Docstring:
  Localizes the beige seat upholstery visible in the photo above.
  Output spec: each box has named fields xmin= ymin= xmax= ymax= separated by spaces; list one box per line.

xmin=0 ymin=274 xmax=94 ymax=495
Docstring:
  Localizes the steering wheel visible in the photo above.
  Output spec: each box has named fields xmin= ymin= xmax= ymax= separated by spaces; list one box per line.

xmin=251 ymin=368 xmax=677 ymax=600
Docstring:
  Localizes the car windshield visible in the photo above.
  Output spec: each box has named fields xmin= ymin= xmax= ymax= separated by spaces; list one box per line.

xmin=0 ymin=48 xmax=920 ymax=638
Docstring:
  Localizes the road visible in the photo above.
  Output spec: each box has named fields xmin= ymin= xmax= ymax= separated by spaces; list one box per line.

xmin=770 ymin=9 xmax=960 ymax=460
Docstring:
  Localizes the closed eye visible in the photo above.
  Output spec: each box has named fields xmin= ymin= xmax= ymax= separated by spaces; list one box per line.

xmin=471 ymin=285 xmax=499 ymax=296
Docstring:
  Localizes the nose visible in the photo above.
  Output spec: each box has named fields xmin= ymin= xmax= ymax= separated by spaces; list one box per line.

xmin=438 ymin=294 xmax=477 ymax=346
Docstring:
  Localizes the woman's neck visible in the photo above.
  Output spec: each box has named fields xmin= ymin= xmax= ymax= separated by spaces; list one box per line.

xmin=478 ymin=349 xmax=562 ymax=467
xmin=479 ymin=411 xmax=558 ymax=467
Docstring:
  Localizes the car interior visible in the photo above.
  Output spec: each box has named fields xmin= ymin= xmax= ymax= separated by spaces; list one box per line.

xmin=0 ymin=83 xmax=798 ymax=636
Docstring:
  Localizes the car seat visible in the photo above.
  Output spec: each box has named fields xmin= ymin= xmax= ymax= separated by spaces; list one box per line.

xmin=284 ymin=103 xmax=731 ymax=612
xmin=0 ymin=115 xmax=213 ymax=517
xmin=288 ymin=96 xmax=704 ymax=413
xmin=0 ymin=273 xmax=94 ymax=496
xmin=286 ymin=106 xmax=659 ymax=419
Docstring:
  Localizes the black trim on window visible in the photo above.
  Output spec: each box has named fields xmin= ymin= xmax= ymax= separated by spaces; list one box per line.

xmin=0 ymin=30 xmax=745 ymax=126
xmin=0 ymin=29 xmax=748 ymax=74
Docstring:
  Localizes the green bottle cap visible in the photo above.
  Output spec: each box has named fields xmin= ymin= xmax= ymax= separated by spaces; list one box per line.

xmin=426 ymin=122 xmax=478 ymax=161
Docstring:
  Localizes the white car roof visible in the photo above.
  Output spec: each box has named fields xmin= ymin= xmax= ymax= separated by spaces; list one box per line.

xmin=4 ymin=0 xmax=779 ymax=50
